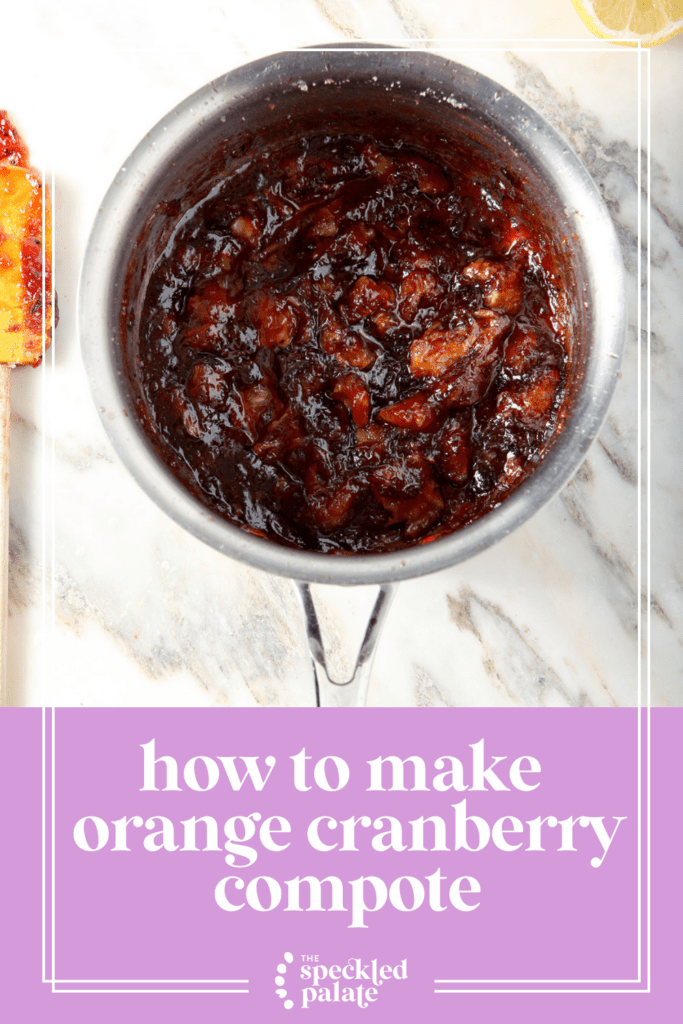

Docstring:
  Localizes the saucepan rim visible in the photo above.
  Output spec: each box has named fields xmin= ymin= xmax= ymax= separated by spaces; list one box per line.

xmin=79 ymin=44 xmax=626 ymax=586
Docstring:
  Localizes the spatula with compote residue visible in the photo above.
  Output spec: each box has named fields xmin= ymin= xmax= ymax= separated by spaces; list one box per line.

xmin=0 ymin=111 xmax=54 ymax=703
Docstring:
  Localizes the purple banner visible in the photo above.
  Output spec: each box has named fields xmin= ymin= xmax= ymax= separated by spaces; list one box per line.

xmin=1 ymin=708 xmax=680 ymax=1021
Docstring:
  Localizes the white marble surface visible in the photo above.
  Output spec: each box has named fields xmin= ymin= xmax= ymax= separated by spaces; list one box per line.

xmin=2 ymin=0 xmax=680 ymax=707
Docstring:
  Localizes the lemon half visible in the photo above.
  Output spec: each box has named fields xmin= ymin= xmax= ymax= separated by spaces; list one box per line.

xmin=571 ymin=0 xmax=683 ymax=45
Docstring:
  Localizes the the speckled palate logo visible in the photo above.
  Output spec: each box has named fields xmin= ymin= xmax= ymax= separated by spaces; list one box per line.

xmin=271 ymin=951 xmax=408 ymax=1010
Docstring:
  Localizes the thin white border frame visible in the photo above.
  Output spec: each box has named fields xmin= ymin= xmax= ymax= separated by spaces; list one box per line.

xmin=433 ymin=42 xmax=650 ymax=996
xmin=40 ymin=35 xmax=650 ymax=998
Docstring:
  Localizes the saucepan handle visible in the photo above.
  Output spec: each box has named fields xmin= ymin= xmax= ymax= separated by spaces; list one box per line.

xmin=294 ymin=582 xmax=398 ymax=707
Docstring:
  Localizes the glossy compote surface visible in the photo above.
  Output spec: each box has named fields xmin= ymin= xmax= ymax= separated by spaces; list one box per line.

xmin=132 ymin=132 xmax=574 ymax=553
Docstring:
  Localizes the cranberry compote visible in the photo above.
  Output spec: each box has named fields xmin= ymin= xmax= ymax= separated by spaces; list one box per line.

xmin=134 ymin=132 xmax=572 ymax=553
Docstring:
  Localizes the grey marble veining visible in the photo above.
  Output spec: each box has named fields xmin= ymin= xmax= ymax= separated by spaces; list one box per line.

xmin=2 ymin=0 xmax=680 ymax=707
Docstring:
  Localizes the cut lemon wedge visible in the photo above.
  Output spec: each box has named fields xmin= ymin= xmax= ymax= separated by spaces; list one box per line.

xmin=571 ymin=0 xmax=683 ymax=45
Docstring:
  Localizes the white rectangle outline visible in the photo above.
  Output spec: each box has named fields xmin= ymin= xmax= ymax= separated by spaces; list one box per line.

xmin=36 ymin=135 xmax=248 ymax=999
xmin=433 ymin=43 xmax=650 ymax=995
xmin=39 ymin=37 xmax=650 ymax=997
xmin=51 ymin=988 xmax=249 ymax=995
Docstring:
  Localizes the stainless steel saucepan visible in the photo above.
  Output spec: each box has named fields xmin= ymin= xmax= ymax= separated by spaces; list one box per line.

xmin=79 ymin=46 xmax=626 ymax=707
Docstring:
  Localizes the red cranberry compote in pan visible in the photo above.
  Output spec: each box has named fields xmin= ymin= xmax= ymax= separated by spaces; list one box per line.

xmin=135 ymin=132 xmax=573 ymax=554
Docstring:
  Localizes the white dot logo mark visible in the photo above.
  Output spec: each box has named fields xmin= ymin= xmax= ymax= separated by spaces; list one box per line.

xmin=275 ymin=952 xmax=294 ymax=1009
